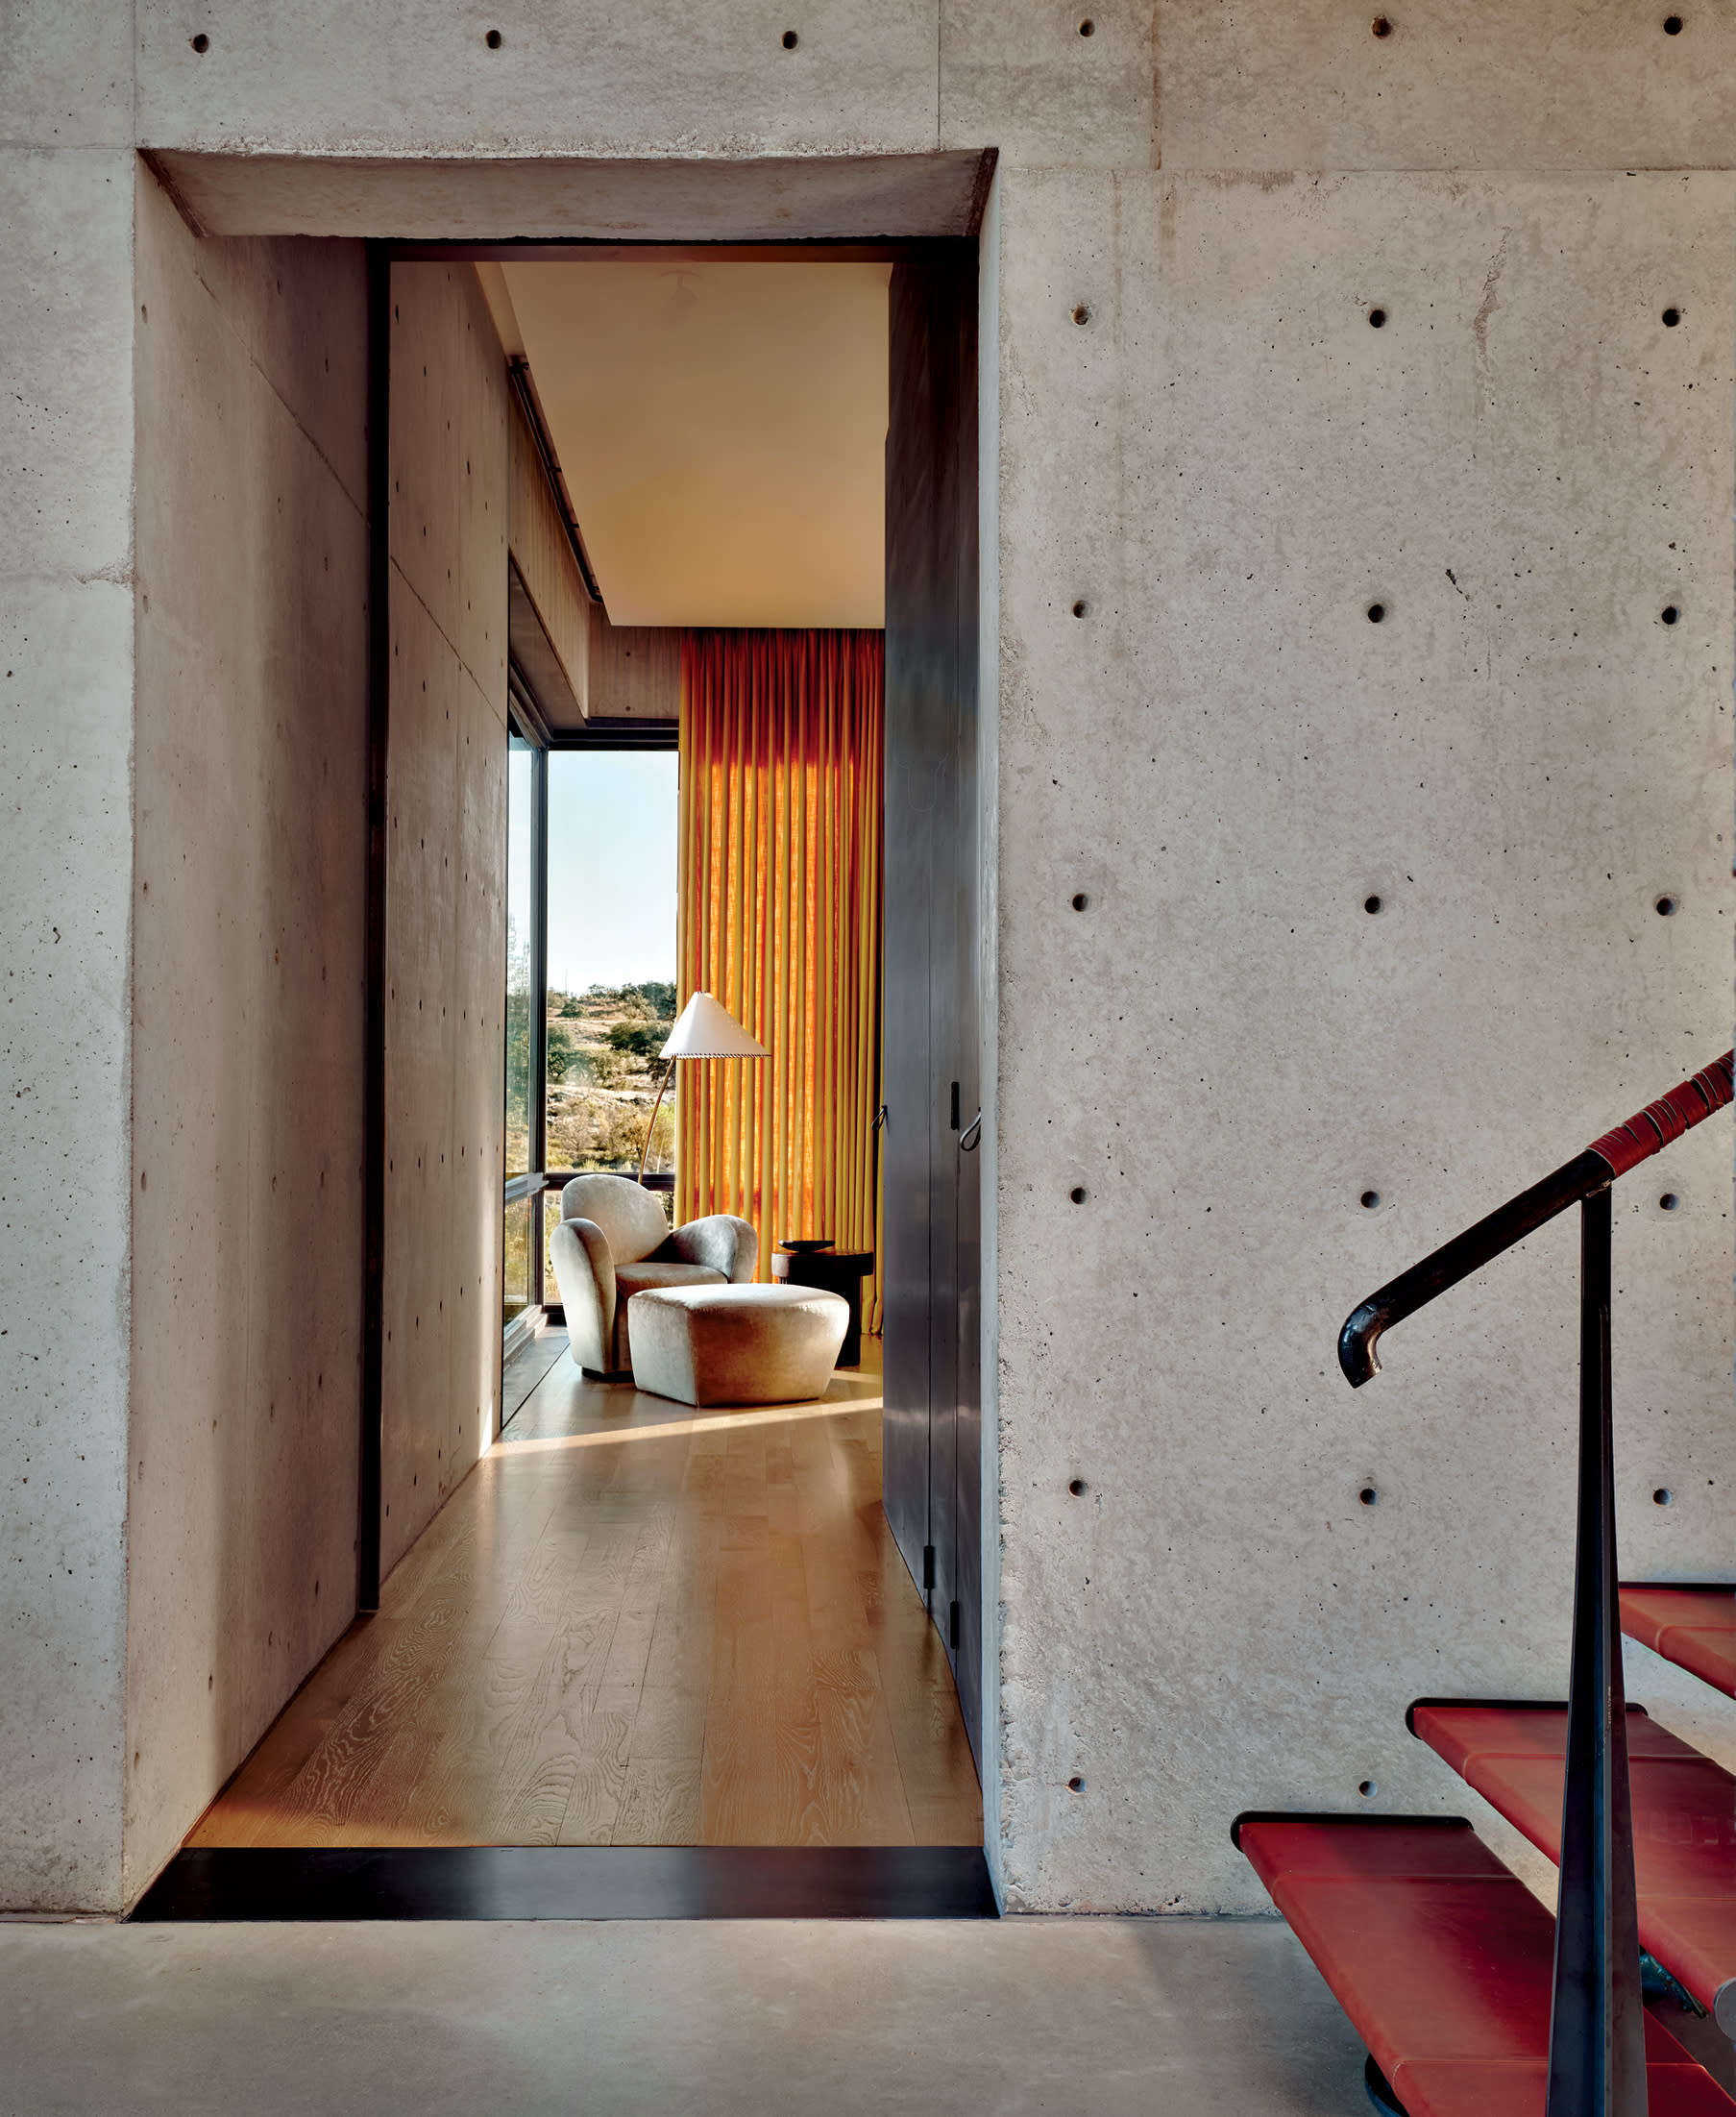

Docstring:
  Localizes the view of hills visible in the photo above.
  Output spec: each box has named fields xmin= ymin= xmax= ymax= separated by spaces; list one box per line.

xmin=545 ymin=979 xmax=677 ymax=1174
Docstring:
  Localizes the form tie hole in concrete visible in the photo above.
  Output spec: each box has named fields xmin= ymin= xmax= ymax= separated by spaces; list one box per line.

xmin=1662 ymin=307 xmax=1682 ymax=327
xmin=782 ymin=28 xmax=799 ymax=45
xmin=1661 ymin=604 xmax=1680 ymax=625
xmin=1360 ymin=1191 xmax=1381 ymax=1211
xmin=1358 ymin=1780 xmax=1380 ymax=1798
xmin=1071 ymin=892 xmax=1089 ymax=911
xmin=1364 ymin=895 xmax=1382 ymax=914
xmin=1070 ymin=1186 xmax=1088 ymax=1205
xmin=1359 ymin=1486 xmax=1379 ymax=1506
xmin=1659 ymin=1192 xmax=1680 ymax=1211
xmin=1368 ymin=308 xmax=1387 ymax=328
xmin=1067 ymin=1776 xmax=1087 ymax=1793
xmin=1072 ymin=599 xmax=1089 ymax=618
xmin=1367 ymin=602 xmax=1385 ymax=624
xmin=1078 ymin=15 xmax=1095 ymax=33
xmin=1071 ymin=304 xmax=1091 ymax=326
xmin=1068 ymin=1478 xmax=1087 ymax=1496
xmin=1371 ymin=15 xmax=1393 ymax=35
xmin=189 ymin=31 xmax=208 ymax=49
xmin=484 ymin=27 xmax=501 ymax=45
xmin=1654 ymin=1488 xmax=1675 ymax=1506
xmin=1664 ymin=12 xmax=1683 ymax=30
xmin=1656 ymin=896 xmax=1677 ymax=916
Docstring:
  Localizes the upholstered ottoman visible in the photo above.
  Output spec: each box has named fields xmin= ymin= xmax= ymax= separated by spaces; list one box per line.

xmin=627 ymin=1283 xmax=850 ymax=1408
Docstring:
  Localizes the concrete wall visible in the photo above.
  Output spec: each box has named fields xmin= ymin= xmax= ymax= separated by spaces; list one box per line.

xmin=981 ymin=12 xmax=1735 ymax=1913
xmin=0 ymin=144 xmax=136 ymax=1913
xmin=379 ymin=263 xmax=508 ymax=1579
xmin=992 ymin=158 xmax=1733 ymax=1912
xmin=125 ymin=169 xmax=370 ymax=1900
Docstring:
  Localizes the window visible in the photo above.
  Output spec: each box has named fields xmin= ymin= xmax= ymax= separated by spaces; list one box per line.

xmin=544 ymin=749 xmax=679 ymax=1181
xmin=501 ymin=718 xmax=677 ymax=1332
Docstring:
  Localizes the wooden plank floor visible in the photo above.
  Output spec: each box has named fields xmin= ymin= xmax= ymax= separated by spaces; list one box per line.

xmin=189 ymin=1340 xmax=983 ymax=1850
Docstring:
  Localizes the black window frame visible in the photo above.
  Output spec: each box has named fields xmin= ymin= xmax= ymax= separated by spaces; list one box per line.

xmin=502 ymin=686 xmax=550 ymax=1362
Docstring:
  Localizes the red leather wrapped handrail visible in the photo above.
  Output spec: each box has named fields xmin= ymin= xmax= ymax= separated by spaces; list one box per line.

xmin=1588 ymin=1052 xmax=1734 ymax=1177
xmin=1338 ymin=1049 xmax=1734 ymax=1386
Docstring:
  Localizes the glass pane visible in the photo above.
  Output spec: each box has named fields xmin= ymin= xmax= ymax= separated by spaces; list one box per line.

xmin=504 ymin=728 xmax=535 ymax=1181
xmin=502 ymin=1194 xmax=531 ymax=1326
xmin=545 ymin=751 xmax=679 ymax=1179
xmin=543 ymin=1190 xmax=564 ymax=1308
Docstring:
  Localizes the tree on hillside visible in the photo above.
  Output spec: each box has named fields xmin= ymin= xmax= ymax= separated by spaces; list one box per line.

xmin=581 ymin=980 xmax=676 ymax=1022
xmin=547 ymin=1022 xmax=580 ymax=1084
xmin=607 ymin=1022 xmax=666 ymax=1062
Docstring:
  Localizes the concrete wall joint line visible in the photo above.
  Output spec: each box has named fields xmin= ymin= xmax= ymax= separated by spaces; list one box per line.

xmin=188 ymin=264 xmax=370 ymax=522
xmin=389 ymin=554 xmax=501 ymax=724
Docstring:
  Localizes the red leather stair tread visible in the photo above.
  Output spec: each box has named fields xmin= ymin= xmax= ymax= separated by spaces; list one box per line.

xmin=1413 ymin=1699 xmax=1693 ymax=1780
xmin=1240 ymin=1817 xmax=1727 ymax=2115
xmin=1239 ymin=1817 xmax=1732 ymax=2117
xmin=1413 ymin=1703 xmax=1736 ymax=2016
xmin=1394 ymin=2060 xmax=1732 ymax=2117
xmin=1622 ymin=1587 xmax=1736 ymax=1698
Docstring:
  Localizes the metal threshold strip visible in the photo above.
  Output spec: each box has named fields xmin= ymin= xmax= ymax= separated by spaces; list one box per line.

xmin=130 ymin=1845 xmax=998 ymax=1923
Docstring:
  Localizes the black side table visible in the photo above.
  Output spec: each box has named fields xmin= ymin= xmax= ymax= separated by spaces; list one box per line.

xmin=771 ymin=1247 xmax=874 ymax=1367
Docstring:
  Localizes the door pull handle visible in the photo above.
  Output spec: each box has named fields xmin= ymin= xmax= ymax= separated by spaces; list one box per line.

xmin=959 ymin=1111 xmax=982 ymax=1152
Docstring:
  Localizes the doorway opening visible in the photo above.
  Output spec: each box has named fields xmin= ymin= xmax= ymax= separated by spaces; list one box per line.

xmin=159 ymin=219 xmax=990 ymax=1903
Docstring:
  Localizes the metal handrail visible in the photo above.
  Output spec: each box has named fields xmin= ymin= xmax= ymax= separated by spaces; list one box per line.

xmin=1337 ymin=1049 xmax=1731 ymax=2117
xmin=1339 ymin=1053 xmax=1733 ymax=1388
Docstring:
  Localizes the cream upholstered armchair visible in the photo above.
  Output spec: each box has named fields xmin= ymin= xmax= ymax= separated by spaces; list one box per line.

xmin=548 ymin=1172 xmax=756 ymax=1378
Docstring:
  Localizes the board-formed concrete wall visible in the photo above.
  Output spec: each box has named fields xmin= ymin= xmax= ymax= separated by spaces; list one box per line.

xmin=1 ymin=0 xmax=1731 ymax=1913
xmin=125 ymin=169 xmax=370 ymax=1901
xmin=379 ymin=263 xmax=509 ymax=1580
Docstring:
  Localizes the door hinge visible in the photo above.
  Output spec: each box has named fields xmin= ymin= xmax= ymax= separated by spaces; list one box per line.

xmin=922 ymin=1543 xmax=936 ymax=1591
xmin=948 ymin=1599 xmax=961 ymax=1650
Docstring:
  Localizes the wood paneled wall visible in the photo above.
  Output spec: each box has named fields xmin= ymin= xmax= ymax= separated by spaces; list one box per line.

xmin=589 ymin=606 xmax=681 ymax=721
xmin=506 ymin=385 xmax=589 ymax=726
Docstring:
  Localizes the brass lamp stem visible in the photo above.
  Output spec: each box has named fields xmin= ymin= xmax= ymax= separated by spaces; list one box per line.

xmin=638 ymin=1056 xmax=677 ymax=1184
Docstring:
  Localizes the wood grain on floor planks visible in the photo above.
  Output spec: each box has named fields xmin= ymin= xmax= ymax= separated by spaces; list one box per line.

xmin=188 ymin=1340 xmax=983 ymax=1851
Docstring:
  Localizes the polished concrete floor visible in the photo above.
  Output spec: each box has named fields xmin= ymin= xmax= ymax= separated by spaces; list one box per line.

xmin=192 ymin=1335 xmax=982 ymax=1849
xmin=0 ymin=1914 xmax=1366 ymax=2115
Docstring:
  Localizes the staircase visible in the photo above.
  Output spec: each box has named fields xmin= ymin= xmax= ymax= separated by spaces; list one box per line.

xmin=1620 ymin=1588 xmax=1736 ymax=1703
xmin=1235 ymin=1057 xmax=1736 ymax=2117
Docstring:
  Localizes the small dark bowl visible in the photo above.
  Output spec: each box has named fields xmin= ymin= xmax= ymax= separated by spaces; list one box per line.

xmin=781 ymin=1238 xmax=835 ymax=1253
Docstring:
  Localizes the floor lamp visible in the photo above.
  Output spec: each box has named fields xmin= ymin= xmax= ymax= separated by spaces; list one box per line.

xmin=637 ymin=990 xmax=769 ymax=1183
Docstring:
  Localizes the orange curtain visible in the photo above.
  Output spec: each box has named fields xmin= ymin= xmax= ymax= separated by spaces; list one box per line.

xmin=676 ymin=629 xmax=884 ymax=1329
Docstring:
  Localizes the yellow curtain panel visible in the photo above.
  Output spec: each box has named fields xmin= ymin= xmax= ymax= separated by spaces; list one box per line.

xmin=676 ymin=628 xmax=884 ymax=1329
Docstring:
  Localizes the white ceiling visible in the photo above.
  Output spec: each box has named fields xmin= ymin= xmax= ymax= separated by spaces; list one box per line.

xmin=499 ymin=259 xmax=889 ymax=630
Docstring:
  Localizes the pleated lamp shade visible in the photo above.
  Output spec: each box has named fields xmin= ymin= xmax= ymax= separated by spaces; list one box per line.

xmin=661 ymin=990 xmax=769 ymax=1061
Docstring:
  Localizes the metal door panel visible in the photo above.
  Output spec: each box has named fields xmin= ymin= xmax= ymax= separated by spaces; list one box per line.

xmin=881 ymin=260 xmax=941 ymax=1586
xmin=884 ymin=250 xmax=982 ymax=1768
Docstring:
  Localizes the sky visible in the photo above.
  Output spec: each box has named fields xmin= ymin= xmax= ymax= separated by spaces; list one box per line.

xmin=546 ymin=750 xmax=679 ymax=995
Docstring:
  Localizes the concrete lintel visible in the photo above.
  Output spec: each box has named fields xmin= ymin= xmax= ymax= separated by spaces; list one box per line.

xmin=143 ymin=149 xmax=995 ymax=244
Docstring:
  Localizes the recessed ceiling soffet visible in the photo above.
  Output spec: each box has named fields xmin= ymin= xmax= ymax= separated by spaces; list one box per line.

xmin=502 ymin=260 xmax=889 ymax=630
